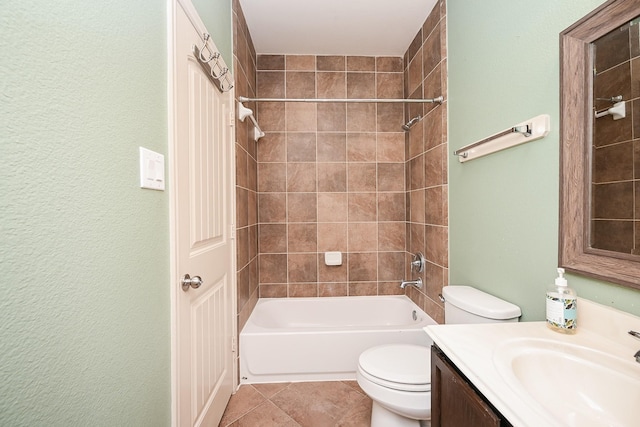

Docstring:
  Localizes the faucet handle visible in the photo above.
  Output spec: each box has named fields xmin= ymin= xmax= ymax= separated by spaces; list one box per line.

xmin=628 ymin=330 xmax=640 ymax=340
xmin=411 ymin=252 xmax=426 ymax=273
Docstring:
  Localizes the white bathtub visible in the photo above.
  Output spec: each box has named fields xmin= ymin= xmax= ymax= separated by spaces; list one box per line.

xmin=239 ymin=295 xmax=436 ymax=383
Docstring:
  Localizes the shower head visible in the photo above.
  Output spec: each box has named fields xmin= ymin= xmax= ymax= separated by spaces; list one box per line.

xmin=402 ymin=115 xmax=421 ymax=131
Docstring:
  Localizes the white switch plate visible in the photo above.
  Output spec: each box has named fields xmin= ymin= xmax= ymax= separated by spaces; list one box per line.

xmin=139 ymin=147 xmax=165 ymax=191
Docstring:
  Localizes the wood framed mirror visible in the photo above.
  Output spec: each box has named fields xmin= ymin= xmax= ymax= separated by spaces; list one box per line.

xmin=559 ymin=0 xmax=640 ymax=289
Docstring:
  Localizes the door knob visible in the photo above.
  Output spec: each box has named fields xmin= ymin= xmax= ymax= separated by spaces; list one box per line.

xmin=181 ymin=274 xmax=203 ymax=291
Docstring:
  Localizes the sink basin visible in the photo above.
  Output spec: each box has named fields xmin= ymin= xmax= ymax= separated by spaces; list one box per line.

xmin=494 ymin=338 xmax=640 ymax=427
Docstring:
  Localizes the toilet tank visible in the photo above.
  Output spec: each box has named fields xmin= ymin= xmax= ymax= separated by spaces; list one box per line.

xmin=443 ymin=286 xmax=521 ymax=324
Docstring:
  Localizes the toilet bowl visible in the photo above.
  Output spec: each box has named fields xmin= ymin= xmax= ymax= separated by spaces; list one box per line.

xmin=356 ymin=344 xmax=430 ymax=427
xmin=357 ymin=286 xmax=522 ymax=426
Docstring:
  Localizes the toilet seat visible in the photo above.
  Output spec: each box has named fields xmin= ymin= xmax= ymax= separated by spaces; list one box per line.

xmin=358 ymin=344 xmax=431 ymax=392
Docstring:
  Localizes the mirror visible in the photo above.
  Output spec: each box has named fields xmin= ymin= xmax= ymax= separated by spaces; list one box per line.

xmin=591 ymin=16 xmax=639 ymax=255
xmin=559 ymin=0 xmax=640 ymax=289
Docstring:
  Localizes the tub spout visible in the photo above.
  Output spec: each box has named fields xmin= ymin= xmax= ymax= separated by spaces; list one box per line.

xmin=400 ymin=278 xmax=423 ymax=289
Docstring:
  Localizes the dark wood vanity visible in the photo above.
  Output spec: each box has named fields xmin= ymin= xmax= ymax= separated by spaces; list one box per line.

xmin=431 ymin=345 xmax=512 ymax=427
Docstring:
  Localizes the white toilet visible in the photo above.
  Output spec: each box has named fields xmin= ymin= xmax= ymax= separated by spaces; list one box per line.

xmin=356 ymin=286 xmax=521 ymax=427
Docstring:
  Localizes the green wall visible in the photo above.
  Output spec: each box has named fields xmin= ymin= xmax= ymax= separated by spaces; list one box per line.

xmin=192 ymin=0 xmax=233 ymax=71
xmin=0 ymin=1 xmax=171 ymax=425
xmin=448 ymin=0 xmax=640 ymax=321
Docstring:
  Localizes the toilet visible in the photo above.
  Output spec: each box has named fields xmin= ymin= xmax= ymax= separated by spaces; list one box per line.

xmin=356 ymin=286 xmax=521 ymax=427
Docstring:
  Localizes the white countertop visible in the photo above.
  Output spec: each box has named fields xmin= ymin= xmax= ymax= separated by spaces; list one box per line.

xmin=424 ymin=298 xmax=640 ymax=427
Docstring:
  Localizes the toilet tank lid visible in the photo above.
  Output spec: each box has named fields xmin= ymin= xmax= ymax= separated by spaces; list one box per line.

xmin=442 ymin=286 xmax=522 ymax=320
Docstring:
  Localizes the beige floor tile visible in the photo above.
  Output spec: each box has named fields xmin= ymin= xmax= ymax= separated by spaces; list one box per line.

xmin=252 ymin=382 xmax=292 ymax=399
xmin=220 ymin=381 xmax=373 ymax=427
xmin=219 ymin=385 xmax=266 ymax=426
xmin=228 ymin=401 xmax=300 ymax=427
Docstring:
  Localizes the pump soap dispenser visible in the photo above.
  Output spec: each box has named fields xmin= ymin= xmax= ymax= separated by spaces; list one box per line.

xmin=546 ymin=268 xmax=577 ymax=334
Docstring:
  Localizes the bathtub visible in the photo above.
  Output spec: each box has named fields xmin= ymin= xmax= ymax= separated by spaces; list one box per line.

xmin=239 ymin=295 xmax=436 ymax=383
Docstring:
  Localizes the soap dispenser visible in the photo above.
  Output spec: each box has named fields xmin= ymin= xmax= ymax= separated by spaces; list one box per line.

xmin=546 ymin=268 xmax=577 ymax=334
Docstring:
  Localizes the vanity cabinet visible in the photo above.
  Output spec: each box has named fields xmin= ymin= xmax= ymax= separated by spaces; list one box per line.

xmin=431 ymin=345 xmax=512 ymax=427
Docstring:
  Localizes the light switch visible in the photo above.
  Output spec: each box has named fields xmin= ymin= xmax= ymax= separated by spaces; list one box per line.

xmin=139 ymin=147 xmax=165 ymax=191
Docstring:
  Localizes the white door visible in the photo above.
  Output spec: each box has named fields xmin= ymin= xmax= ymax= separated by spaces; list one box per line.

xmin=170 ymin=1 xmax=236 ymax=426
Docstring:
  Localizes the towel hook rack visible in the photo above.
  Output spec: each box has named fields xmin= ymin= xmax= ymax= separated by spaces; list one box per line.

xmin=198 ymin=33 xmax=219 ymax=63
xmin=192 ymin=35 xmax=234 ymax=93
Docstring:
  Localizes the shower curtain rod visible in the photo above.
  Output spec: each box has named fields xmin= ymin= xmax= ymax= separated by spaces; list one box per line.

xmin=238 ymin=96 xmax=444 ymax=104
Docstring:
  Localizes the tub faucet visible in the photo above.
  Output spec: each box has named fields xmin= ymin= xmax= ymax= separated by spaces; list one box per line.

xmin=400 ymin=278 xmax=423 ymax=289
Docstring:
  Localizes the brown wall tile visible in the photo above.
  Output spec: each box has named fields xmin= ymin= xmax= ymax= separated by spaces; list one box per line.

xmin=377 ymin=103 xmax=404 ymax=132
xmin=317 ymin=223 xmax=347 ymax=252
xmin=259 ymin=254 xmax=287 ymax=283
xmin=346 ymin=103 xmax=377 ymax=132
xmin=286 ymin=71 xmax=316 ymax=98
xmin=286 ymin=133 xmax=317 ymax=162
xmin=347 ymin=73 xmax=376 ymax=98
xmin=377 ymin=57 xmax=403 ymax=72
xmin=257 ymin=102 xmax=285 ymax=131
xmin=258 ymin=54 xmax=285 ymax=70
xmin=378 ymin=252 xmax=405 ymax=281
xmin=317 ymin=133 xmax=347 ymax=162
xmin=286 ymin=102 xmax=317 ymax=131
xmin=378 ymin=192 xmax=405 ymax=221
xmin=259 ymin=224 xmax=287 ymax=253
xmin=287 ymin=193 xmax=317 ymax=222
xmin=257 ymin=132 xmax=286 ymax=162
xmin=289 ymin=283 xmax=318 ymax=297
xmin=347 ymin=133 xmax=377 ymax=162
xmin=288 ymin=253 xmax=318 ymax=282
xmin=348 ymin=253 xmax=378 ymax=281
xmin=258 ymin=162 xmax=286 ymax=192
xmin=288 ymin=223 xmax=317 ymax=252
xmin=347 ymin=56 xmax=375 ymax=71
xmin=378 ymin=163 xmax=405 ymax=191
xmin=257 ymin=71 xmax=285 ymax=97
xmin=287 ymin=163 xmax=317 ymax=192
xmin=377 ymin=133 xmax=405 ymax=162
xmin=317 ymin=72 xmax=346 ymax=98
xmin=286 ymin=55 xmax=316 ymax=71
xmin=319 ymin=282 xmax=348 ymax=296
xmin=377 ymin=73 xmax=404 ymax=99
xmin=258 ymin=193 xmax=286 ymax=223
xmin=318 ymin=193 xmax=348 ymax=222
xmin=317 ymin=56 xmax=345 ymax=71
xmin=317 ymin=103 xmax=346 ymax=131
xmin=318 ymin=163 xmax=347 ymax=192
xmin=318 ymin=255 xmax=348 ymax=283
xmin=378 ymin=222 xmax=406 ymax=251
xmin=250 ymin=40 xmax=447 ymax=303
xmin=401 ymin=1 xmax=448 ymax=322
xmin=348 ymin=223 xmax=378 ymax=252
xmin=348 ymin=163 xmax=377 ymax=191
xmin=348 ymin=192 xmax=377 ymax=221
xmin=349 ymin=282 xmax=378 ymax=296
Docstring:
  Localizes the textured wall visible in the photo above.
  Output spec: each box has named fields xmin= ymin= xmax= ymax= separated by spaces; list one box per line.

xmin=448 ymin=0 xmax=640 ymax=319
xmin=1 ymin=1 xmax=170 ymax=425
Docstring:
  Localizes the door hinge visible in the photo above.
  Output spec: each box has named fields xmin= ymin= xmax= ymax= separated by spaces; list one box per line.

xmin=230 ymin=224 xmax=236 ymax=240
xmin=231 ymin=336 xmax=237 ymax=353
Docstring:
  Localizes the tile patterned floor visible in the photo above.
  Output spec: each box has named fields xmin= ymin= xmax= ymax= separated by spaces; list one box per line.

xmin=219 ymin=381 xmax=372 ymax=426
